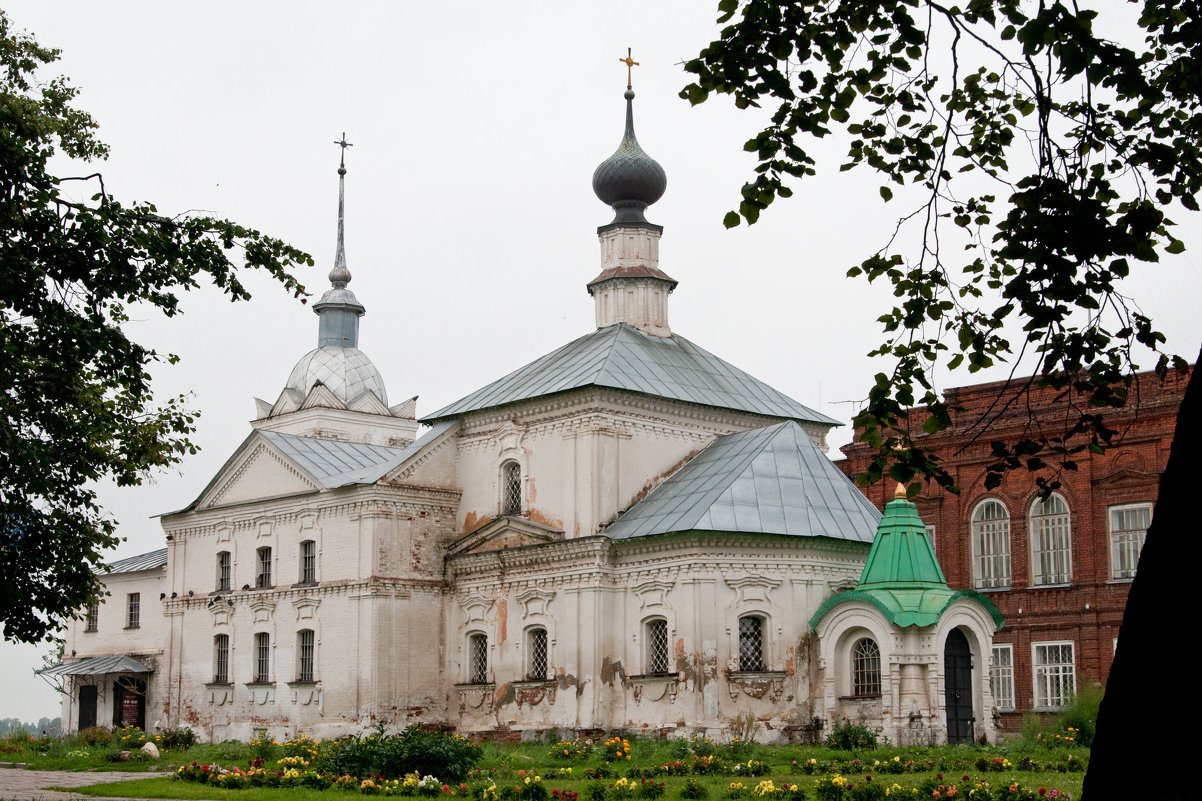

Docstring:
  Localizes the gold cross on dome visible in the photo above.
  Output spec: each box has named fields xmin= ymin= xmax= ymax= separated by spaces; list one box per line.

xmin=619 ymin=47 xmax=639 ymax=88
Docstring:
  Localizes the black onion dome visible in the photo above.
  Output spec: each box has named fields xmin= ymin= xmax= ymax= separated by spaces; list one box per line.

xmin=592 ymin=89 xmax=667 ymax=225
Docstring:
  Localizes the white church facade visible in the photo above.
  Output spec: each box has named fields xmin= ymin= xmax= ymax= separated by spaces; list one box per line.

xmin=45 ymin=83 xmax=1002 ymax=746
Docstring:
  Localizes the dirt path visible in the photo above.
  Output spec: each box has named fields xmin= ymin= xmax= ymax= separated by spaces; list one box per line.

xmin=0 ymin=768 xmax=172 ymax=801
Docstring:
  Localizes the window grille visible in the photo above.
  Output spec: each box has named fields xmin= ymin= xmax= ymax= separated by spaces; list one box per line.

xmin=254 ymin=632 xmax=271 ymax=683
xmin=502 ymin=461 xmax=522 ymax=515
xmin=990 ymin=644 xmax=1014 ymax=711
xmin=216 ymin=551 xmax=231 ymax=591
xmin=646 ymin=619 xmax=669 ymax=674
xmin=214 ymin=634 xmax=230 ymax=684
xmin=971 ymin=500 xmax=1011 ymax=589
xmin=852 ymin=638 xmax=882 ymax=696
xmin=85 ymin=604 xmax=99 ymax=632
xmin=256 ymin=546 xmax=272 ymax=588
xmin=297 ymin=629 xmax=315 ymax=682
xmin=469 ymin=633 xmax=488 ymax=684
xmin=1033 ymin=642 xmax=1076 ymax=708
xmin=126 ymin=593 xmax=140 ymax=629
xmin=1031 ymin=494 xmax=1072 ymax=585
xmin=527 ymin=628 xmax=548 ymax=680
xmin=300 ymin=540 xmax=317 ymax=584
xmin=1109 ymin=504 xmax=1151 ymax=580
xmin=738 ymin=616 xmax=764 ymax=672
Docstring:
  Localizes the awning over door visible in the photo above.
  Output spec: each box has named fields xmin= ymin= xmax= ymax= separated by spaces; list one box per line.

xmin=37 ymin=654 xmax=153 ymax=677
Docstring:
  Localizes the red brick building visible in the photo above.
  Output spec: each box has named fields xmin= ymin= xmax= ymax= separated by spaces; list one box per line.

xmin=836 ymin=370 xmax=1187 ymax=733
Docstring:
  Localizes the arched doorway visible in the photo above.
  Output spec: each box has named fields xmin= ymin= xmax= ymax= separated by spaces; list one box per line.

xmin=944 ymin=628 xmax=974 ymax=744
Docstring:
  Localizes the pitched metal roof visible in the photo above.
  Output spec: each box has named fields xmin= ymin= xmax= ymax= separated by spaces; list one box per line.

xmin=37 ymin=654 xmax=154 ymax=677
xmin=259 ymin=420 xmax=455 ymax=489
xmin=603 ymin=421 xmax=880 ymax=542
xmin=104 ymin=548 xmax=168 ymax=574
xmin=422 ymin=324 xmax=839 ymax=425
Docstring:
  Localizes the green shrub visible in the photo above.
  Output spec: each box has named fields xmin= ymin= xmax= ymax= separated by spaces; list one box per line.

xmin=824 ymin=719 xmax=880 ymax=751
xmin=1052 ymin=685 xmax=1102 ymax=748
xmin=326 ymin=725 xmax=482 ymax=781
xmin=680 ymin=778 xmax=709 ymax=800
xmin=75 ymin=726 xmax=113 ymax=747
xmin=157 ymin=727 xmax=199 ymax=749
xmin=585 ymin=782 xmax=608 ymax=801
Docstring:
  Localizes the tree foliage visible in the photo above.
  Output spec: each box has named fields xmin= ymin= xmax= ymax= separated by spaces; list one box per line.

xmin=0 ymin=12 xmax=312 ymax=643
xmin=682 ymin=0 xmax=1198 ymax=493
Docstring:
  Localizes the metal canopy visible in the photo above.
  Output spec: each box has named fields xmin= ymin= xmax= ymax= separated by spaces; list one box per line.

xmin=37 ymin=654 xmax=153 ymax=677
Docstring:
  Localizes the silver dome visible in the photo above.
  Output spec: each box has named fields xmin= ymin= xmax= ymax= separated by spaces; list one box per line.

xmin=285 ymin=346 xmax=388 ymax=406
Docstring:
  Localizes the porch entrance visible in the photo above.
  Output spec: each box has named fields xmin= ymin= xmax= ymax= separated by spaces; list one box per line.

xmin=944 ymin=628 xmax=974 ymax=744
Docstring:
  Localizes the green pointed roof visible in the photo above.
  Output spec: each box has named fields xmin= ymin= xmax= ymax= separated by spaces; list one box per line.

xmin=809 ymin=490 xmax=1003 ymax=631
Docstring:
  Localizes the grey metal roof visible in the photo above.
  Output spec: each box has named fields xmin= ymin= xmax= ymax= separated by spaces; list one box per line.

xmin=286 ymin=346 xmax=388 ymax=406
xmin=603 ymin=421 xmax=881 ymax=542
xmin=37 ymin=654 xmax=153 ymax=677
xmin=103 ymin=548 xmax=168 ymax=575
xmin=422 ymin=324 xmax=839 ymax=426
xmin=260 ymin=420 xmax=455 ymax=489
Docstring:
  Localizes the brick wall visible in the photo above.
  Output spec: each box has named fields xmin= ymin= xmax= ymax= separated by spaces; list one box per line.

xmin=836 ymin=370 xmax=1187 ymax=732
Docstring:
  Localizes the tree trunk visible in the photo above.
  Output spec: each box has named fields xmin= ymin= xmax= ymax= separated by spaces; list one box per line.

xmin=1082 ymin=343 xmax=1202 ymax=800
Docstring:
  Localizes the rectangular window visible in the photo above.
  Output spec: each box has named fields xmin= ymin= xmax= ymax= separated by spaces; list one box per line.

xmin=256 ymin=547 xmax=272 ymax=588
xmin=126 ymin=593 xmax=140 ymax=629
xmin=469 ymin=633 xmax=488 ymax=684
xmin=300 ymin=540 xmax=317 ymax=584
xmin=297 ymin=630 xmax=315 ymax=682
xmin=216 ymin=551 xmax=231 ymax=591
xmin=1033 ymin=641 xmax=1076 ymax=709
xmin=646 ymin=619 xmax=669 ymax=674
xmin=214 ymin=634 xmax=229 ymax=684
xmin=738 ymin=616 xmax=764 ymax=672
xmin=85 ymin=604 xmax=99 ymax=632
xmin=254 ymin=632 xmax=271 ymax=683
xmin=527 ymin=628 xmax=548 ymax=680
xmin=1109 ymin=503 xmax=1151 ymax=580
xmin=990 ymin=644 xmax=1014 ymax=711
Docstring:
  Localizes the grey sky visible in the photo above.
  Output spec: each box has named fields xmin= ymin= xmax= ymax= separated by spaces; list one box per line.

xmin=3 ymin=1 xmax=1199 ymax=723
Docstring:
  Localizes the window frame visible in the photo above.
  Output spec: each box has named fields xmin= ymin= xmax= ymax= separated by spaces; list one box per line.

xmin=216 ymin=550 xmax=232 ymax=592
xmin=737 ymin=614 xmax=765 ymax=672
xmin=990 ymin=643 xmax=1015 ymax=712
xmin=501 ymin=460 xmax=522 ymax=516
xmin=213 ymin=634 xmax=230 ymax=684
xmin=526 ymin=627 xmax=548 ymax=681
xmin=85 ymin=603 xmax=99 ymax=633
xmin=971 ymin=499 xmax=1012 ymax=590
xmin=253 ymin=632 xmax=272 ymax=683
xmin=1032 ymin=640 xmax=1076 ymax=709
xmin=296 ymin=629 xmax=316 ymax=682
xmin=467 ymin=632 xmax=489 ymax=684
xmin=125 ymin=593 xmax=141 ymax=629
xmin=299 ymin=540 xmax=317 ymax=585
xmin=645 ymin=617 xmax=670 ymax=675
xmin=851 ymin=637 xmax=882 ymax=697
xmin=1108 ymin=502 xmax=1152 ymax=581
xmin=1030 ymin=493 xmax=1072 ymax=586
xmin=255 ymin=546 xmax=273 ymax=589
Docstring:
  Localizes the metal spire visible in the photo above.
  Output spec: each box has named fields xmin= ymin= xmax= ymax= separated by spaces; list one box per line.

xmin=330 ymin=133 xmax=353 ymax=288
xmin=618 ymin=47 xmax=639 ymax=90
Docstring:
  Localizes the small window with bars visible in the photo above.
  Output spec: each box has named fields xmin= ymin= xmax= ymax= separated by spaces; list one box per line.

xmin=852 ymin=638 xmax=882 ymax=696
xmin=85 ymin=604 xmax=99 ymax=632
xmin=297 ymin=629 xmax=315 ymax=682
xmin=1109 ymin=503 xmax=1151 ymax=580
xmin=213 ymin=634 xmax=230 ymax=684
xmin=990 ymin=644 xmax=1014 ymax=711
xmin=646 ymin=618 xmax=669 ymax=674
xmin=1033 ymin=641 xmax=1076 ymax=708
xmin=254 ymin=632 xmax=271 ymax=683
xmin=300 ymin=540 xmax=317 ymax=584
xmin=126 ymin=593 xmax=140 ymax=629
xmin=501 ymin=461 xmax=522 ymax=515
xmin=972 ymin=500 xmax=1011 ymax=589
xmin=216 ymin=551 xmax=231 ymax=591
xmin=738 ymin=615 xmax=764 ymax=672
xmin=527 ymin=627 xmax=548 ymax=680
xmin=1030 ymin=493 xmax=1072 ymax=586
xmin=468 ymin=633 xmax=489 ymax=684
xmin=256 ymin=546 xmax=272 ymax=588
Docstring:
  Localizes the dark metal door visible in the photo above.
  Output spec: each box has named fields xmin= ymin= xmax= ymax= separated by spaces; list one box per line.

xmin=944 ymin=629 xmax=975 ymax=744
xmin=78 ymin=685 xmax=97 ymax=730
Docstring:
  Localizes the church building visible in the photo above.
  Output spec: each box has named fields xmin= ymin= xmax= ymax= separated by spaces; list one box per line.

xmin=45 ymin=78 xmax=1000 ymax=745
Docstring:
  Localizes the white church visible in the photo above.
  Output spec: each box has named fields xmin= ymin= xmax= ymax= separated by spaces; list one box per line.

xmin=43 ymin=82 xmax=1003 ymax=746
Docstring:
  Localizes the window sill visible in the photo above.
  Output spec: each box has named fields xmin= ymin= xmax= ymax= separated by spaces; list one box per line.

xmin=210 ymin=589 xmax=233 ymax=596
xmin=123 ymin=626 xmax=141 ymax=630
xmin=292 ymin=581 xmax=319 ymax=589
xmin=287 ymin=680 xmax=319 ymax=687
xmin=84 ymin=629 xmax=98 ymax=634
xmin=627 ymin=672 xmax=680 ymax=682
xmin=205 ymin=681 xmax=233 ymax=689
xmin=838 ymin=694 xmax=883 ymax=701
xmin=726 ymin=670 xmax=786 ymax=679
xmin=974 ymin=586 xmax=1011 ymax=593
xmin=1031 ymin=582 xmax=1072 ymax=589
xmin=1107 ymin=577 xmax=1135 ymax=584
xmin=245 ymin=681 xmax=275 ymax=688
xmin=253 ymin=585 xmax=275 ymax=591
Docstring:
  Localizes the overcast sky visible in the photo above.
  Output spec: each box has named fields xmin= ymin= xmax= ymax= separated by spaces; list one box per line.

xmin=4 ymin=1 xmax=1199 ymax=724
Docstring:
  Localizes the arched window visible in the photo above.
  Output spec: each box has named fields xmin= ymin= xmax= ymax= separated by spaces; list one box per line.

xmin=1030 ymin=494 xmax=1071 ymax=585
xmin=971 ymin=500 xmax=1011 ymax=589
xmin=299 ymin=540 xmax=317 ymax=584
xmin=852 ymin=638 xmax=881 ymax=696
xmin=213 ymin=634 xmax=229 ymax=684
xmin=526 ymin=627 xmax=548 ymax=680
xmin=468 ymin=633 xmax=488 ymax=684
xmin=501 ymin=461 xmax=522 ymax=515
xmin=645 ymin=618 xmax=669 ymax=675
xmin=216 ymin=551 xmax=231 ymax=591
xmin=296 ymin=629 xmax=316 ymax=682
xmin=737 ymin=615 xmax=765 ymax=672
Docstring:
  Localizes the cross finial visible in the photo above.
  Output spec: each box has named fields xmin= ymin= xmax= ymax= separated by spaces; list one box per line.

xmin=335 ymin=132 xmax=353 ymax=173
xmin=618 ymin=47 xmax=639 ymax=89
